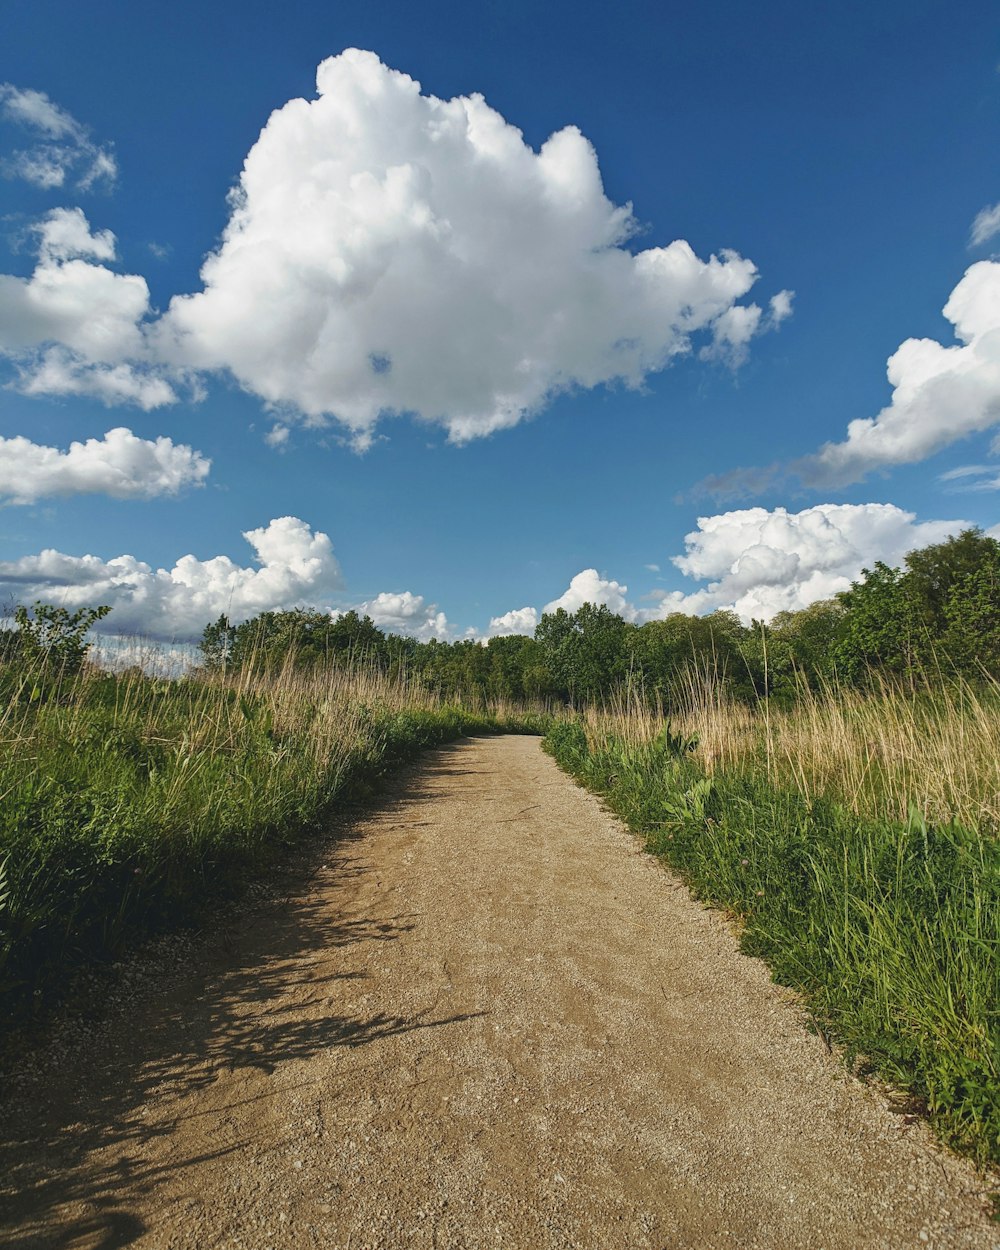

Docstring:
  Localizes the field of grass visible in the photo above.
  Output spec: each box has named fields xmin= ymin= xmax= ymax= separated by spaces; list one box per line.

xmin=544 ymin=676 xmax=1000 ymax=1165
xmin=0 ymin=655 xmax=546 ymax=1021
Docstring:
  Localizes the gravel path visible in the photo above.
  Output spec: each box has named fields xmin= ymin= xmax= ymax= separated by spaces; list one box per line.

xmin=2 ymin=735 xmax=998 ymax=1249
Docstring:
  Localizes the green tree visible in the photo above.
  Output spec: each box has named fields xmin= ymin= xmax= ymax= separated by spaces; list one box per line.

xmin=12 ymin=601 xmax=111 ymax=675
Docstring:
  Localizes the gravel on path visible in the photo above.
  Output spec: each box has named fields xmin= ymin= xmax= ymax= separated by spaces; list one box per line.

xmin=1 ymin=735 xmax=998 ymax=1250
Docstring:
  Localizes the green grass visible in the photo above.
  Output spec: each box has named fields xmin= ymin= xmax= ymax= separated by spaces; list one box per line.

xmin=544 ymin=712 xmax=1000 ymax=1166
xmin=0 ymin=658 xmax=547 ymax=1022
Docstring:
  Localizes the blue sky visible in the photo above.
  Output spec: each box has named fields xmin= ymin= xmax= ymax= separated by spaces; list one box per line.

xmin=2 ymin=0 xmax=1000 ymax=641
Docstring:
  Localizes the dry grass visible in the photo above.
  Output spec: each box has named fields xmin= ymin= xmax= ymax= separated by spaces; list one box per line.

xmin=583 ymin=669 xmax=1000 ymax=833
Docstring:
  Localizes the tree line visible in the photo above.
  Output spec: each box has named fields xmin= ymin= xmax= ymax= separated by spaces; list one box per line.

xmin=195 ymin=528 xmax=1000 ymax=705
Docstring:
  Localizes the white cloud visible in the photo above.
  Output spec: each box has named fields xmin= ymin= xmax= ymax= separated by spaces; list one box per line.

xmin=544 ymin=568 xmax=635 ymax=618
xmin=699 ymin=288 xmax=794 ymax=367
xmin=800 ymin=261 xmax=1000 ymax=486
xmin=653 ymin=503 xmax=967 ymax=622
xmin=0 ymin=84 xmax=117 ymax=190
xmin=264 ymin=423 xmax=290 ymax=448
xmin=0 ymin=209 xmax=179 ymax=407
xmin=160 ymin=48 xmax=782 ymax=444
xmin=971 ymin=202 xmax=1000 ymax=248
xmin=0 ymin=426 xmax=210 ymax=504
xmin=768 ymin=289 xmax=794 ymax=324
xmin=14 ymin=348 xmax=178 ymax=409
xmin=0 ymin=516 xmax=342 ymax=639
xmin=353 ymin=590 xmax=449 ymax=640
xmin=33 ymin=206 xmax=116 ymax=263
xmin=487 ymin=606 xmax=538 ymax=637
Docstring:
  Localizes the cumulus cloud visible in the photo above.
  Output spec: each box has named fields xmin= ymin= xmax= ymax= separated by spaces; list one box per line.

xmin=159 ymin=48 xmax=784 ymax=444
xmin=652 ymin=503 xmax=967 ymax=622
xmin=351 ymin=590 xmax=449 ymax=640
xmin=487 ymin=606 xmax=539 ymax=637
xmin=0 ymin=516 xmax=342 ymax=639
xmin=492 ymin=505 xmax=969 ymax=630
xmin=544 ymin=568 xmax=635 ymax=618
xmin=971 ymin=202 xmax=1000 ymax=248
xmin=0 ymin=208 xmax=178 ymax=407
xmin=0 ymin=426 xmax=210 ymax=504
xmin=797 ymin=261 xmax=1000 ymax=487
xmin=0 ymin=84 xmax=117 ymax=190
xmin=0 ymin=57 xmax=787 ymax=443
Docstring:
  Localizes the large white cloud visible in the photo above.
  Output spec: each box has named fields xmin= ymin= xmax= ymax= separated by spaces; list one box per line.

xmin=0 ymin=85 xmax=116 ymax=190
xmin=0 ymin=57 xmax=787 ymax=440
xmin=0 ymin=426 xmax=210 ymax=504
xmin=0 ymin=516 xmax=342 ymax=639
xmin=160 ymin=48 xmax=783 ymax=444
xmin=800 ymin=261 xmax=1000 ymax=486
xmin=654 ymin=503 xmax=968 ymax=622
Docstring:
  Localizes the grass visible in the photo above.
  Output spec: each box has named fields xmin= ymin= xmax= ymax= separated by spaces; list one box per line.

xmin=0 ymin=654 xmax=548 ymax=1022
xmin=544 ymin=674 xmax=1000 ymax=1166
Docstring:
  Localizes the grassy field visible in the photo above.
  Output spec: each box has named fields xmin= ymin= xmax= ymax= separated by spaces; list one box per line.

xmin=544 ymin=675 xmax=1000 ymax=1166
xmin=0 ymin=655 xmax=546 ymax=1021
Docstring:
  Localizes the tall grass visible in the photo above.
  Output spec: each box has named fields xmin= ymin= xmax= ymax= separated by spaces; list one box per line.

xmin=599 ymin=669 xmax=1000 ymax=832
xmin=546 ymin=672 xmax=1000 ymax=1164
xmin=0 ymin=653 xmax=547 ymax=1019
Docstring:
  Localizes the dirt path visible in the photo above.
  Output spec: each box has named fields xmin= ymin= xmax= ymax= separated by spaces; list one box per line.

xmin=2 ymin=736 xmax=998 ymax=1250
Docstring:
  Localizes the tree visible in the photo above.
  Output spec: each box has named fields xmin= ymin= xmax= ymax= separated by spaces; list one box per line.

xmin=835 ymin=563 xmax=923 ymax=681
xmin=904 ymin=528 xmax=1000 ymax=640
xmin=11 ymin=601 xmax=111 ymax=675
xmin=199 ymin=614 xmax=238 ymax=671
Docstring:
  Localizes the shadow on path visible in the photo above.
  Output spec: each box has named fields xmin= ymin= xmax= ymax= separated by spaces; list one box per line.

xmin=0 ymin=744 xmax=487 ymax=1249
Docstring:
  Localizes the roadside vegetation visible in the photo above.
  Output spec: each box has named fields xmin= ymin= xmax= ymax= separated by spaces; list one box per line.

xmin=533 ymin=529 xmax=1000 ymax=1165
xmin=0 ymin=628 xmax=546 ymax=1022
xmin=4 ymin=526 xmax=1000 ymax=1168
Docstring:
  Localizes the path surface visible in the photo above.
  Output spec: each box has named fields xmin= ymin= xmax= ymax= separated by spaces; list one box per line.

xmin=2 ymin=736 xmax=997 ymax=1250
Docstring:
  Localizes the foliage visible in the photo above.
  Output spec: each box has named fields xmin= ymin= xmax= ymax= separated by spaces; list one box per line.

xmin=6 ymin=602 xmax=111 ymax=677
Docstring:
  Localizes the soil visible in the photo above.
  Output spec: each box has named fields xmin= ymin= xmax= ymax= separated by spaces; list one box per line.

xmin=1 ymin=735 xmax=998 ymax=1249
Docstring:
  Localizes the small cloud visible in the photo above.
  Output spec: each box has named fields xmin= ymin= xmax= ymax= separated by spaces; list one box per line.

xmin=544 ymin=568 xmax=635 ymax=619
xmin=685 ymin=461 xmax=782 ymax=504
xmin=148 ymin=241 xmax=171 ymax=260
xmin=264 ymin=424 xmax=290 ymax=448
xmin=970 ymin=202 xmax=1000 ymax=248
xmin=644 ymin=563 xmax=660 ymax=573
xmin=0 ymin=83 xmax=117 ymax=191
xmin=486 ymin=606 xmax=538 ymax=637
xmin=0 ymin=426 xmax=210 ymax=504
xmin=937 ymin=464 xmax=1000 ymax=491
xmin=797 ymin=260 xmax=1000 ymax=487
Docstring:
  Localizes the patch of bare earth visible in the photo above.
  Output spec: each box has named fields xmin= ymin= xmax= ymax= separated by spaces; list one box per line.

xmin=2 ymin=736 xmax=998 ymax=1249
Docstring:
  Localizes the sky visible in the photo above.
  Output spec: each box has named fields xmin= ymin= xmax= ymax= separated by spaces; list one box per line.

xmin=2 ymin=0 xmax=1000 ymax=643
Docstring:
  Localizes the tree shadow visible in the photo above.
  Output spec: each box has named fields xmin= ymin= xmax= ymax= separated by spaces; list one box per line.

xmin=0 ymin=748 xmax=490 ymax=1249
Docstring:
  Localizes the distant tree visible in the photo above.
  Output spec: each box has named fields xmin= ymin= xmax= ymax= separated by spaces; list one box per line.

xmin=200 ymin=614 xmax=238 ymax=671
xmin=835 ymin=563 xmax=925 ymax=681
xmin=904 ymin=528 xmax=1000 ymax=640
xmin=11 ymin=601 xmax=111 ymax=675
xmin=769 ymin=599 xmax=847 ymax=686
